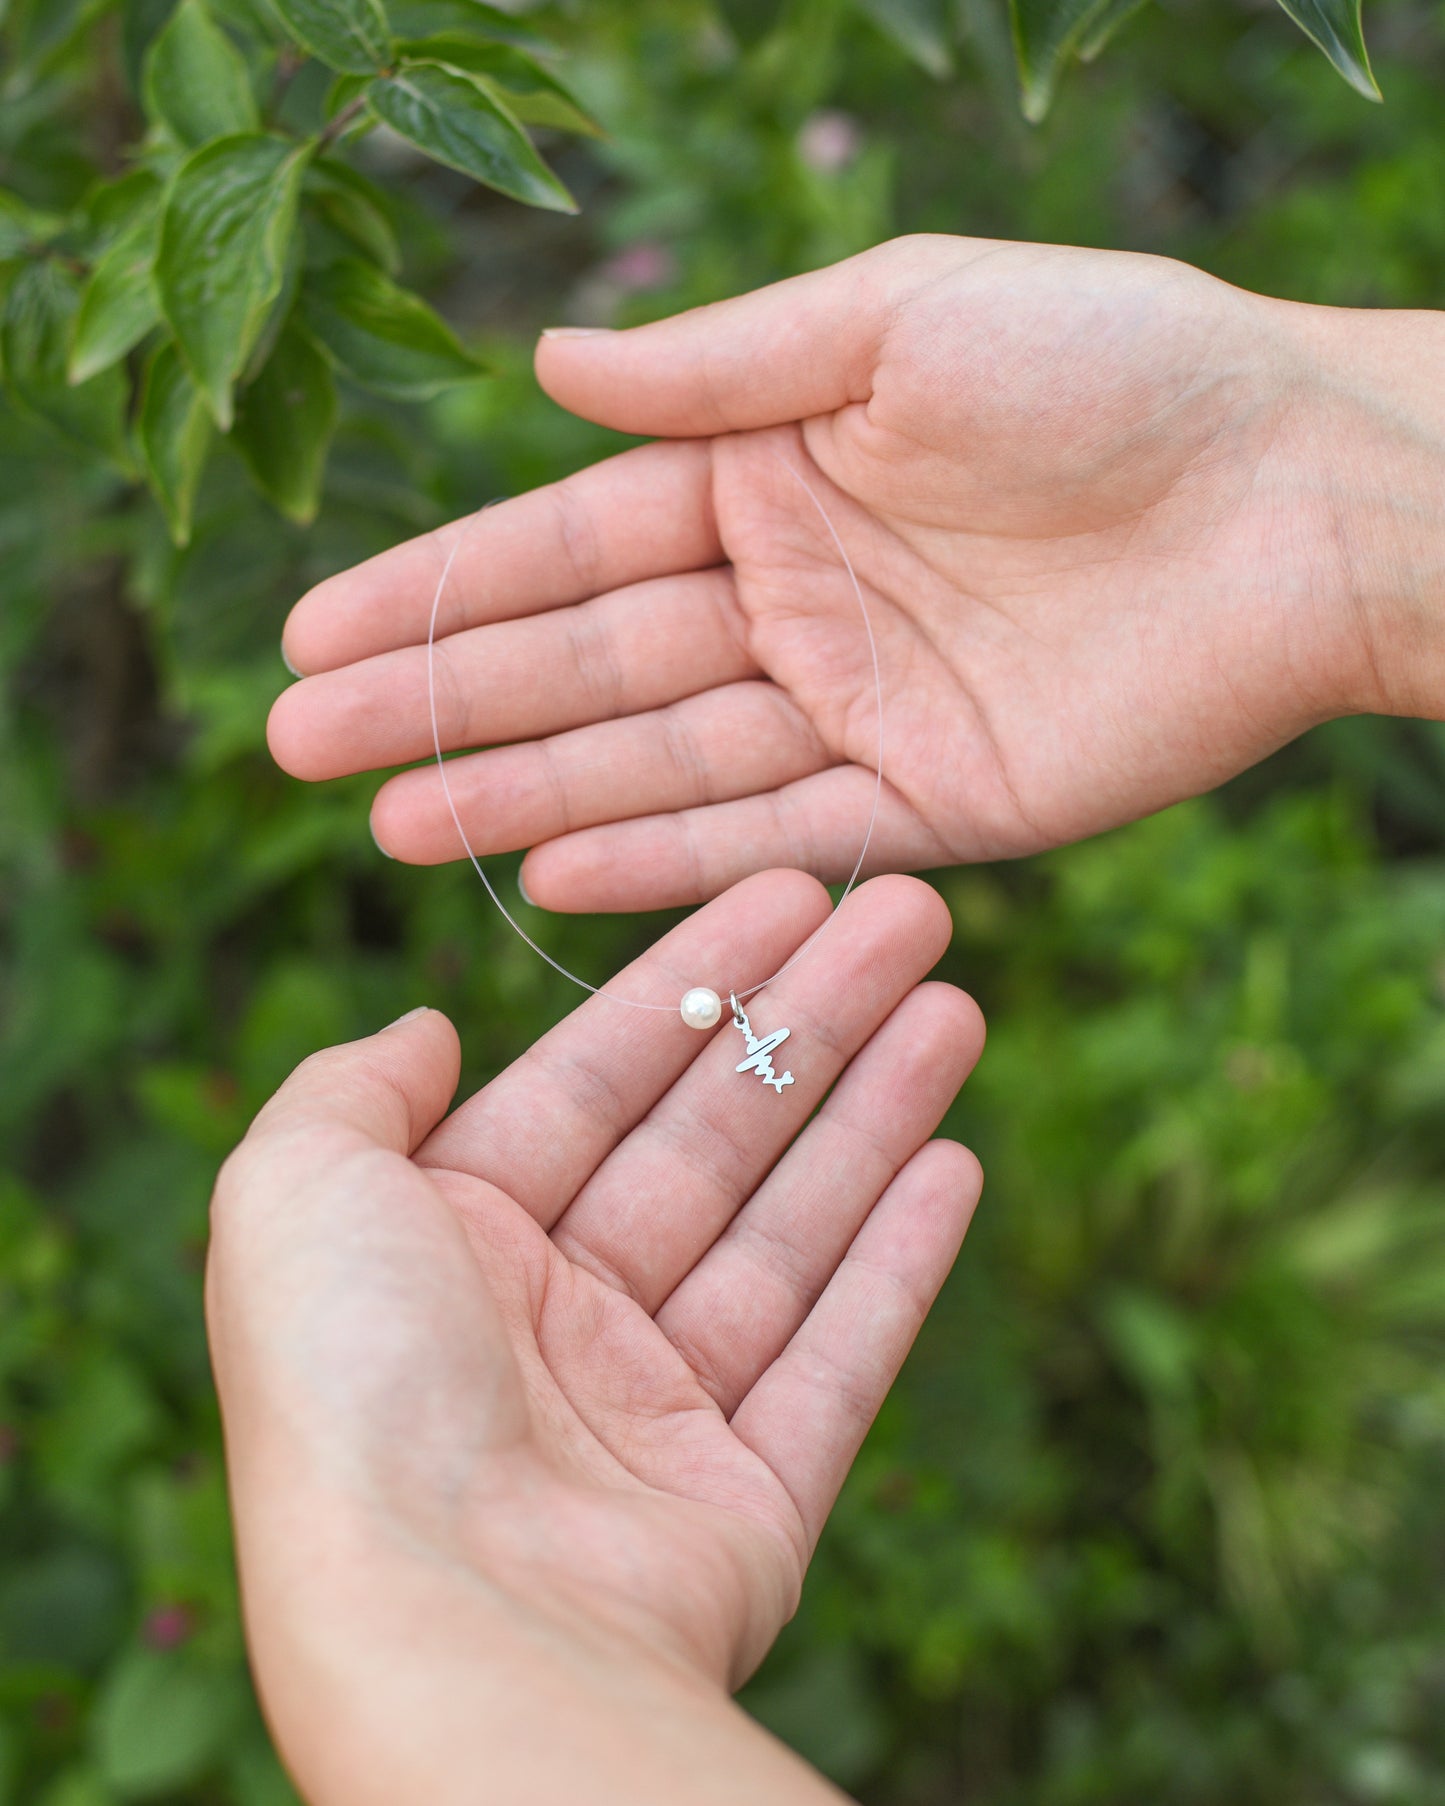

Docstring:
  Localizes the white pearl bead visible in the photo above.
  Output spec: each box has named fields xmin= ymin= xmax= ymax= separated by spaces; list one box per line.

xmin=679 ymin=986 xmax=723 ymax=1031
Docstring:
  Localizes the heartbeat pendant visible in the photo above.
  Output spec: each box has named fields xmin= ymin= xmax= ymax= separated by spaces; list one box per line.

xmin=730 ymin=994 xmax=795 ymax=1095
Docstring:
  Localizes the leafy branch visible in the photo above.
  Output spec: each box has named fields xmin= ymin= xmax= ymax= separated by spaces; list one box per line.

xmin=0 ymin=0 xmax=598 ymax=543
xmin=857 ymin=0 xmax=1378 ymax=124
xmin=0 ymin=0 xmax=1384 ymax=545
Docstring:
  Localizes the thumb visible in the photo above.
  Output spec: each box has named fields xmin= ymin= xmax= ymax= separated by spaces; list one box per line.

xmin=534 ymin=235 xmax=961 ymax=438
xmin=207 ymin=1006 xmax=464 ymax=1390
xmin=245 ymin=1005 xmax=461 ymax=1165
xmin=208 ymin=1007 xmax=526 ymax=1488
xmin=208 ymin=1006 xmax=462 ymax=1309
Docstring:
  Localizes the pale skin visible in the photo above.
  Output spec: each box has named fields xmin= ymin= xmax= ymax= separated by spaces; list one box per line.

xmin=269 ymin=234 xmax=1445 ymax=910
xmin=225 ymin=234 xmax=1445 ymax=1800
xmin=209 ymin=871 xmax=984 ymax=1806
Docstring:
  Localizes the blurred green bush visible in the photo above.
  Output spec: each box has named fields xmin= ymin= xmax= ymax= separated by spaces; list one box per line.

xmin=5 ymin=3 xmax=1445 ymax=1803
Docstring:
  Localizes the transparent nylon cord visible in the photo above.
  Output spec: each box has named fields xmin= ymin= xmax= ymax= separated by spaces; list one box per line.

xmin=425 ymin=458 xmax=885 ymax=1012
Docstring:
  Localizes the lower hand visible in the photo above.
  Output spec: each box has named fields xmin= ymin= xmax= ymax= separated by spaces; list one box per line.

xmin=207 ymin=871 xmax=984 ymax=1805
xmin=268 ymin=235 xmax=1445 ymax=911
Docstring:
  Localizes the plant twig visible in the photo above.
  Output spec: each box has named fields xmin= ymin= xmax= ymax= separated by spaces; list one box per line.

xmin=317 ymin=90 xmax=374 ymax=152
xmin=269 ymin=45 xmax=304 ymax=126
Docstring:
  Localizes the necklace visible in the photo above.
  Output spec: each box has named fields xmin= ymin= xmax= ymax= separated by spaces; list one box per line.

xmin=425 ymin=458 xmax=884 ymax=1095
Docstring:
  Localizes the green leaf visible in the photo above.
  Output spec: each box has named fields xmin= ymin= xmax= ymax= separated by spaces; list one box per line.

xmin=136 ymin=341 xmax=213 ymax=545
xmin=33 ymin=1767 xmax=113 ymax=1806
xmin=1076 ymin=0 xmax=1149 ymax=58
xmin=0 ymin=268 xmax=19 ymax=382
xmin=1007 ymin=0 xmax=1116 ymax=120
xmin=0 ymin=262 xmax=133 ymax=469
xmin=8 ymin=0 xmax=114 ymax=85
xmin=122 ymin=0 xmax=184 ymax=95
xmin=93 ymin=1648 xmax=244 ymax=1797
xmin=853 ymin=0 xmax=954 ymax=77
xmin=0 ymin=188 xmax=65 ymax=259
xmin=78 ymin=166 xmax=163 ymax=246
xmin=144 ymin=0 xmax=260 ymax=146
xmin=1272 ymin=0 xmax=1380 ymax=100
xmin=229 ymin=1738 xmax=306 ymax=1806
xmin=745 ymin=1646 xmax=887 ymax=1789
xmin=303 ymin=159 xmax=400 ymax=271
xmin=322 ymin=69 xmax=374 ymax=121
xmin=231 ymin=320 xmax=337 ymax=523
xmin=35 ymin=1348 xmax=162 ymax=1514
xmin=241 ymin=225 xmax=305 ymax=384
xmin=213 ymin=0 xmax=291 ymax=42
xmin=69 ymin=198 xmax=162 ymax=384
xmin=366 ymin=62 xmax=576 ymax=212
xmin=299 ymin=256 xmax=487 ymax=397
xmin=385 ymin=0 xmax=550 ymax=50
xmin=268 ymin=0 xmax=393 ymax=72
xmin=155 ymin=133 xmax=312 ymax=430
xmin=0 ymin=1546 xmax=127 ymax=1670
xmin=1098 ymin=1286 xmax=1196 ymax=1402
xmin=394 ymin=38 xmax=602 ymax=136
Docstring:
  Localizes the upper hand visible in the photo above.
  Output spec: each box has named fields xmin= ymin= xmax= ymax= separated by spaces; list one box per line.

xmin=207 ymin=872 xmax=983 ymax=1803
xmin=267 ymin=233 xmax=1427 ymax=911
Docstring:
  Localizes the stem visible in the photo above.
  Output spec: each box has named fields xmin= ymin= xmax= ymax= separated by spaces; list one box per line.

xmin=269 ymin=46 xmax=304 ymax=126
xmin=92 ymin=11 xmax=138 ymax=179
xmin=317 ymin=90 xmax=374 ymax=153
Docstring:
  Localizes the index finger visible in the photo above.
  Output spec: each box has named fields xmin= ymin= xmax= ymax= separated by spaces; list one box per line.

xmin=282 ymin=439 xmax=722 ymax=676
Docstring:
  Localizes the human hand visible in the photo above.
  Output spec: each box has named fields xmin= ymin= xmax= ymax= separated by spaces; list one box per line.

xmin=267 ymin=234 xmax=1445 ymax=910
xmin=207 ymin=871 xmax=983 ymax=1806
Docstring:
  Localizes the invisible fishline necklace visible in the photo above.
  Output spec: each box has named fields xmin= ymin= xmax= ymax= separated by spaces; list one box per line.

xmin=425 ymin=458 xmax=885 ymax=1096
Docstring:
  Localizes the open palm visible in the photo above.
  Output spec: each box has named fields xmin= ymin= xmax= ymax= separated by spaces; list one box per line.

xmin=268 ymin=235 xmax=1376 ymax=911
xmin=208 ymin=871 xmax=983 ymax=1802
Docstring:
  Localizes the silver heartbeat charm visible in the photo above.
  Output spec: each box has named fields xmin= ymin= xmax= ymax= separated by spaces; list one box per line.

xmin=729 ymin=994 xmax=795 ymax=1095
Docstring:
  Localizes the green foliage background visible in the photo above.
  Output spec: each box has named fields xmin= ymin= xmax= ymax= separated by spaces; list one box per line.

xmin=5 ymin=1 xmax=1445 ymax=1802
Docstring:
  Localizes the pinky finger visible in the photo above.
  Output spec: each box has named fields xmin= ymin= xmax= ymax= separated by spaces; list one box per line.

xmin=727 ymin=1139 xmax=982 ymax=1553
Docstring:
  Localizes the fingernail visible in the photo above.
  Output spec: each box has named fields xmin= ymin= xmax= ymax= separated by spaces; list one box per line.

xmin=281 ymin=643 xmax=301 ymax=677
xmin=540 ymin=326 xmax=611 ymax=339
xmin=385 ymin=1006 xmax=431 ymax=1029
xmin=370 ymin=819 xmax=395 ymax=861
xmin=517 ymin=868 xmax=536 ymax=906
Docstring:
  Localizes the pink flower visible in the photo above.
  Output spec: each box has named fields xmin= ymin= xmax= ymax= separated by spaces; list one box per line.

xmin=597 ymin=241 xmax=676 ymax=294
xmin=143 ymin=1603 xmax=195 ymax=1650
xmin=798 ymin=110 xmax=863 ymax=173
